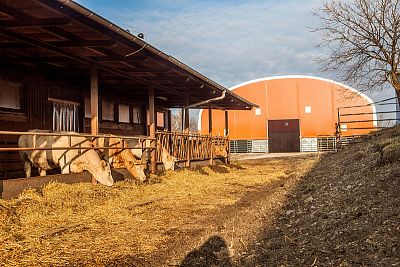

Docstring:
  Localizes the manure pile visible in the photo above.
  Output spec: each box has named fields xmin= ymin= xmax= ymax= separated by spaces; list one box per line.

xmin=238 ymin=126 xmax=400 ymax=266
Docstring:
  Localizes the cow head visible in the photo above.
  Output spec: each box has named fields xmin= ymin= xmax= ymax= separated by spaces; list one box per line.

xmin=127 ymin=160 xmax=147 ymax=182
xmin=95 ymin=160 xmax=114 ymax=186
xmin=164 ymin=154 xmax=178 ymax=171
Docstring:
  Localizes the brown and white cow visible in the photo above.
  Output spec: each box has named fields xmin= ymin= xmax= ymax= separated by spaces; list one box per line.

xmin=214 ymin=143 xmax=229 ymax=163
xmin=97 ymin=136 xmax=147 ymax=181
xmin=157 ymin=141 xmax=178 ymax=171
xmin=128 ymin=139 xmax=177 ymax=171
xmin=18 ymin=130 xmax=114 ymax=186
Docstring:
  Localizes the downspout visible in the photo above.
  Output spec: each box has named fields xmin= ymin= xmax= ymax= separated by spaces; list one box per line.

xmin=185 ymin=90 xmax=227 ymax=109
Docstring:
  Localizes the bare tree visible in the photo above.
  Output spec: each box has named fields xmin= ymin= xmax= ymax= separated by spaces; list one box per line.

xmin=314 ymin=0 xmax=400 ymax=107
xmin=171 ymin=109 xmax=198 ymax=132
xmin=171 ymin=110 xmax=183 ymax=132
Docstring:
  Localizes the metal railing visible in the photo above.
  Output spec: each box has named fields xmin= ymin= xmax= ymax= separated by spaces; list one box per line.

xmin=337 ymin=97 xmax=399 ymax=135
xmin=317 ymin=136 xmax=337 ymax=152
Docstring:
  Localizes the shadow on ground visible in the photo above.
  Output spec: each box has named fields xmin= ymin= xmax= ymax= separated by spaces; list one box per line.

xmin=180 ymin=236 xmax=233 ymax=267
xmin=236 ymin=128 xmax=400 ymax=266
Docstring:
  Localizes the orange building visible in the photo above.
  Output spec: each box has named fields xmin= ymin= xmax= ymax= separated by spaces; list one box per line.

xmin=199 ymin=76 xmax=377 ymax=152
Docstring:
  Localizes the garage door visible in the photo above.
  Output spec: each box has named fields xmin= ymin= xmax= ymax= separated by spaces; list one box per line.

xmin=268 ymin=119 xmax=300 ymax=153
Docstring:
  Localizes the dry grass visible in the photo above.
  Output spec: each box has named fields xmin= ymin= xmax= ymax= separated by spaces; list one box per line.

xmin=0 ymin=156 xmax=316 ymax=266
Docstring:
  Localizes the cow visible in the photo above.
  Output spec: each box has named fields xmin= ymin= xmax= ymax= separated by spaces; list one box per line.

xmin=97 ymin=136 xmax=147 ymax=181
xmin=214 ymin=144 xmax=228 ymax=158
xmin=157 ymin=141 xmax=178 ymax=171
xmin=126 ymin=139 xmax=144 ymax=160
xmin=18 ymin=130 xmax=114 ymax=186
xmin=129 ymin=139 xmax=178 ymax=171
xmin=214 ymin=143 xmax=229 ymax=163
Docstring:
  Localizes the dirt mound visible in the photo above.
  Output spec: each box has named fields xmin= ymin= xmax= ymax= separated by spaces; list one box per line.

xmin=239 ymin=126 xmax=400 ymax=266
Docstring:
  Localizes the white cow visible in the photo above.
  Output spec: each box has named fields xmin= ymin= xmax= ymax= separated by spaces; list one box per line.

xmin=18 ymin=130 xmax=114 ymax=186
xmin=126 ymin=139 xmax=144 ymax=160
xmin=128 ymin=139 xmax=178 ymax=171
xmin=97 ymin=136 xmax=147 ymax=181
xmin=158 ymin=141 xmax=178 ymax=171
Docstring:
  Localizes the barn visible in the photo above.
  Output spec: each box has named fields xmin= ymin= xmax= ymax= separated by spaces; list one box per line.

xmin=199 ymin=76 xmax=377 ymax=153
xmin=0 ymin=0 xmax=257 ymax=186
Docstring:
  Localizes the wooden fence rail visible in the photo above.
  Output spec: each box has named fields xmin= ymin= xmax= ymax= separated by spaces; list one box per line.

xmin=156 ymin=131 xmax=229 ymax=164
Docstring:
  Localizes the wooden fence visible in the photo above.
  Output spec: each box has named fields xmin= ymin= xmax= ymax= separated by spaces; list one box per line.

xmin=0 ymin=130 xmax=229 ymax=179
xmin=156 ymin=131 xmax=229 ymax=164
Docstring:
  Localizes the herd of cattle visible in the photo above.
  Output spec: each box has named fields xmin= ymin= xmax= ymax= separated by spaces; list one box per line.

xmin=17 ymin=130 xmax=228 ymax=186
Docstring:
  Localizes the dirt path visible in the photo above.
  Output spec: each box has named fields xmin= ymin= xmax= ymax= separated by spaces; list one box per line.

xmin=106 ymin=157 xmax=314 ymax=266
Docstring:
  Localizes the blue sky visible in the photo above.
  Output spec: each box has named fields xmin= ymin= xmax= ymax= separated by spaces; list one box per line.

xmin=75 ymin=0 xmax=395 ymax=104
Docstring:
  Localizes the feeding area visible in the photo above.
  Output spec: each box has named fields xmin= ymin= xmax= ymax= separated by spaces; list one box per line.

xmin=1 ymin=127 xmax=400 ymax=266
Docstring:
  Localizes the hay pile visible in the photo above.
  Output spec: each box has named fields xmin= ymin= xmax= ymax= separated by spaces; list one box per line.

xmin=0 ymin=156 xmax=316 ymax=266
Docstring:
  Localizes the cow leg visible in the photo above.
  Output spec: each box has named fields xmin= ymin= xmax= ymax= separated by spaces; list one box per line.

xmin=24 ymin=161 xmax=32 ymax=178
xmin=39 ymin=168 xmax=46 ymax=176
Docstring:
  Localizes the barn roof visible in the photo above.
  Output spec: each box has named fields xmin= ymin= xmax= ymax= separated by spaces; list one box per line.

xmin=0 ymin=0 xmax=257 ymax=110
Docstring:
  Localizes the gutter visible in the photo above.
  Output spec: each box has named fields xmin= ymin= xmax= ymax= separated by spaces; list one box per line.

xmin=185 ymin=90 xmax=227 ymax=109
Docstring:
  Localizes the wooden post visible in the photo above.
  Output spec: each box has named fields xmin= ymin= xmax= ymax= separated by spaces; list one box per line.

xmin=185 ymin=98 xmax=190 ymax=167
xmin=181 ymin=108 xmax=185 ymax=132
xmin=149 ymin=87 xmax=156 ymax=174
xmin=167 ymin=109 xmax=172 ymax=132
xmin=209 ymin=106 xmax=213 ymax=165
xmin=90 ymin=67 xmax=99 ymax=184
xmin=225 ymin=110 xmax=230 ymax=163
xmin=224 ymin=110 xmax=229 ymax=136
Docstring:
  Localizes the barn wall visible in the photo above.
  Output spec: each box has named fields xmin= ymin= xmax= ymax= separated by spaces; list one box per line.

xmin=200 ymin=77 xmax=375 ymax=140
xmin=0 ymin=66 xmax=150 ymax=179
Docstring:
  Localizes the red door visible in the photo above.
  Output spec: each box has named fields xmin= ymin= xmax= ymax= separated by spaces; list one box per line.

xmin=268 ymin=119 xmax=300 ymax=153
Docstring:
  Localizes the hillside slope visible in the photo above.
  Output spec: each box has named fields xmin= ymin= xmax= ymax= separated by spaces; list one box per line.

xmin=240 ymin=126 xmax=400 ymax=266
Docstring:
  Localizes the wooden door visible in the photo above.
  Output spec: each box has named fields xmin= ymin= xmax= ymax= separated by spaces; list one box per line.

xmin=268 ymin=119 xmax=300 ymax=153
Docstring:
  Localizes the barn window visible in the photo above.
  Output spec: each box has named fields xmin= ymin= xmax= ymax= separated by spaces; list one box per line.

xmin=118 ymin=104 xmax=130 ymax=123
xmin=157 ymin=111 xmax=165 ymax=127
xmin=0 ymin=80 xmax=21 ymax=110
xmin=132 ymin=106 xmax=142 ymax=124
xmin=85 ymin=97 xmax=91 ymax=118
xmin=102 ymin=100 xmax=114 ymax=121
xmin=50 ymin=98 xmax=80 ymax=132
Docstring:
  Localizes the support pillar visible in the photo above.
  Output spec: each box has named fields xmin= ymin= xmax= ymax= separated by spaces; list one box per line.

xmin=225 ymin=110 xmax=230 ymax=164
xmin=209 ymin=106 xmax=213 ymax=165
xmin=185 ymin=98 xmax=190 ymax=167
xmin=224 ymin=110 xmax=229 ymax=136
xmin=181 ymin=108 xmax=185 ymax=132
xmin=149 ymin=87 xmax=156 ymax=174
xmin=90 ymin=67 xmax=99 ymax=184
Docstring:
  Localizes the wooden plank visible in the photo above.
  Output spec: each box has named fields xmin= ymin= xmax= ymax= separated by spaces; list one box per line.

xmin=90 ymin=67 xmax=99 ymax=136
xmin=149 ymin=87 xmax=156 ymax=173
xmin=90 ymin=67 xmax=98 ymax=184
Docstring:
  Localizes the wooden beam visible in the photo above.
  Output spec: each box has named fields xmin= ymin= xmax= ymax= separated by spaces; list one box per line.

xmin=0 ymin=17 xmax=72 ymax=28
xmin=209 ymin=106 xmax=213 ymax=165
xmin=208 ymin=106 xmax=212 ymax=135
xmin=90 ymin=66 xmax=99 ymax=136
xmin=90 ymin=66 xmax=99 ymax=184
xmin=185 ymin=98 xmax=190 ymax=167
xmin=224 ymin=110 xmax=229 ymax=136
xmin=148 ymin=87 xmax=156 ymax=174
